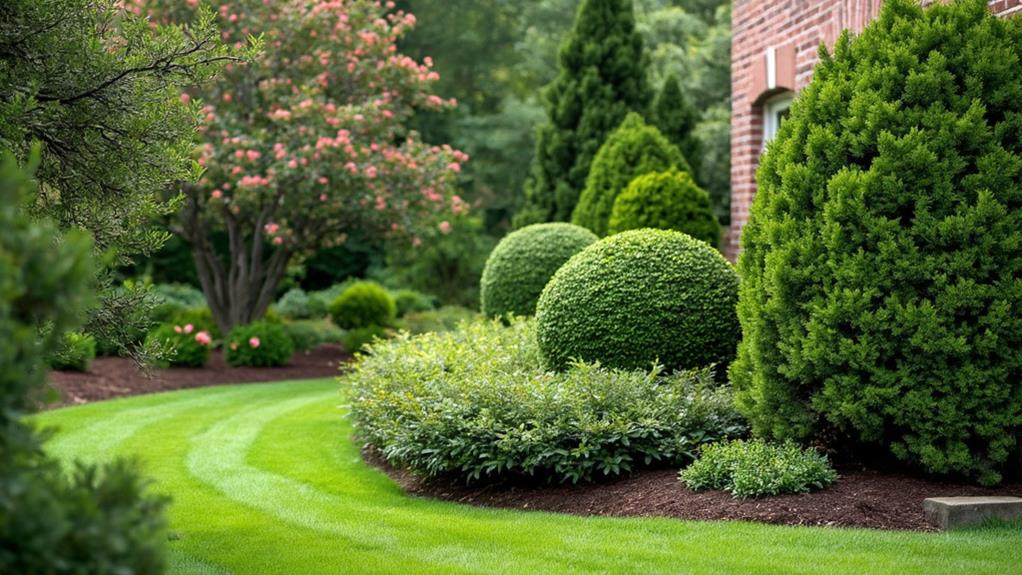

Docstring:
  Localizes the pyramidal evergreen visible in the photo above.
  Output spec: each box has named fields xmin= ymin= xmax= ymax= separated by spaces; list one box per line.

xmin=514 ymin=0 xmax=653 ymax=227
xmin=654 ymin=74 xmax=701 ymax=183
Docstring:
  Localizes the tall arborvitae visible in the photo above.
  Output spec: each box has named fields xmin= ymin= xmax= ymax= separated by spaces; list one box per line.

xmin=654 ymin=74 xmax=701 ymax=182
xmin=514 ymin=0 xmax=653 ymax=227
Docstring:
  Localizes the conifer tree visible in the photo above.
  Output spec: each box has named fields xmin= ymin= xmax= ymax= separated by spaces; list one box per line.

xmin=514 ymin=0 xmax=653 ymax=227
xmin=654 ymin=74 xmax=701 ymax=182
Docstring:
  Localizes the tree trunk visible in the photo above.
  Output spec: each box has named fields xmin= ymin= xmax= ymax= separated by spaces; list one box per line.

xmin=178 ymin=192 xmax=291 ymax=335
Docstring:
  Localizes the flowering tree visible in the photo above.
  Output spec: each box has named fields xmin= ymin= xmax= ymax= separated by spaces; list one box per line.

xmin=131 ymin=0 xmax=467 ymax=332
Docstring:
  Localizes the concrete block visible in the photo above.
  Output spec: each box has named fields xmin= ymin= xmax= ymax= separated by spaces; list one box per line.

xmin=923 ymin=496 xmax=1022 ymax=530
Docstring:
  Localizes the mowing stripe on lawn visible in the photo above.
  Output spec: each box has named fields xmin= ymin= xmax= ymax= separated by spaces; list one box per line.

xmin=34 ymin=379 xmax=1022 ymax=575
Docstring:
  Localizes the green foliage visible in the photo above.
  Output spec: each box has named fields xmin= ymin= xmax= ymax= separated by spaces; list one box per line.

xmin=480 ymin=223 xmax=598 ymax=318
xmin=680 ymin=440 xmax=839 ymax=499
xmin=537 ymin=229 xmax=739 ymax=372
xmin=282 ymin=319 xmax=343 ymax=353
xmin=397 ymin=306 xmax=479 ymax=335
xmin=391 ymin=289 xmax=436 ymax=317
xmin=732 ymin=0 xmax=1022 ymax=484
xmin=653 ymin=74 xmax=700 ymax=181
xmin=572 ymin=113 xmax=690 ymax=236
xmin=329 ymin=281 xmax=397 ymax=330
xmin=152 ymin=283 xmax=207 ymax=309
xmin=225 ymin=321 xmax=294 ymax=368
xmin=342 ymin=325 xmax=392 ymax=354
xmin=0 ymin=0 xmax=237 ymax=364
xmin=373 ymin=214 xmax=495 ymax=309
xmin=0 ymin=153 xmax=167 ymax=572
xmin=347 ymin=318 xmax=745 ymax=484
xmin=608 ymin=169 xmax=720 ymax=246
xmin=277 ymin=288 xmax=328 ymax=320
xmin=516 ymin=0 xmax=654 ymax=226
xmin=145 ymin=323 xmax=212 ymax=368
xmin=48 ymin=332 xmax=97 ymax=372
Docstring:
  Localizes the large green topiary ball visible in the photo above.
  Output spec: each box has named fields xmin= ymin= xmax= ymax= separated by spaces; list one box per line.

xmin=732 ymin=0 xmax=1022 ymax=484
xmin=480 ymin=223 xmax=598 ymax=318
xmin=608 ymin=169 xmax=720 ymax=246
xmin=329 ymin=281 xmax=396 ymax=329
xmin=571 ymin=113 xmax=691 ymax=237
xmin=536 ymin=229 xmax=740 ymax=372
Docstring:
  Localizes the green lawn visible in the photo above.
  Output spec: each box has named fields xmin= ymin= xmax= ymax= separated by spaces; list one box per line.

xmin=35 ymin=379 xmax=1022 ymax=575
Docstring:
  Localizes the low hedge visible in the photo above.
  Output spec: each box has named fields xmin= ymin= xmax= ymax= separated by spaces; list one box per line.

xmin=480 ymin=223 xmax=598 ymax=318
xmin=346 ymin=318 xmax=745 ymax=484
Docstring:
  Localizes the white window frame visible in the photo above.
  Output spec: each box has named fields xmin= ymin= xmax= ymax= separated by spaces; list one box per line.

xmin=763 ymin=92 xmax=794 ymax=150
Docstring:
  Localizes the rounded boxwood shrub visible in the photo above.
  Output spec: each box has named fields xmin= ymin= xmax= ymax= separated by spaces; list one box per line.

xmin=329 ymin=281 xmax=396 ymax=329
xmin=608 ymin=169 xmax=720 ymax=246
xmin=276 ymin=288 xmax=327 ymax=320
xmin=480 ymin=223 xmax=598 ymax=318
xmin=571 ymin=113 xmax=691 ymax=237
xmin=731 ymin=0 xmax=1022 ymax=484
xmin=225 ymin=320 xmax=294 ymax=367
xmin=536 ymin=229 xmax=740 ymax=372
xmin=145 ymin=323 xmax=213 ymax=368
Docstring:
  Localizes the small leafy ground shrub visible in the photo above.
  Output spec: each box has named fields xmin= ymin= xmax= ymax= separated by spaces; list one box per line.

xmin=329 ymin=281 xmax=396 ymax=329
xmin=397 ymin=306 xmax=477 ymax=335
xmin=608 ymin=169 xmax=720 ymax=246
xmin=225 ymin=321 xmax=294 ymax=367
xmin=48 ymin=332 xmax=97 ymax=372
xmin=572 ymin=113 xmax=691 ymax=237
xmin=480 ymin=223 xmax=598 ymax=318
xmin=680 ymin=440 xmax=839 ymax=498
xmin=276 ymin=288 xmax=327 ymax=320
xmin=283 ymin=319 xmax=344 ymax=352
xmin=151 ymin=283 xmax=206 ymax=308
xmin=391 ymin=288 xmax=436 ymax=317
xmin=342 ymin=325 xmax=391 ymax=354
xmin=536 ymin=229 xmax=740 ymax=372
xmin=347 ymin=319 xmax=745 ymax=484
xmin=144 ymin=323 xmax=212 ymax=368
xmin=732 ymin=0 xmax=1022 ymax=484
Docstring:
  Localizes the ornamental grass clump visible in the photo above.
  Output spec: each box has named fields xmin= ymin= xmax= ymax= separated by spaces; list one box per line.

xmin=732 ymin=0 xmax=1022 ymax=485
xmin=346 ymin=318 xmax=745 ymax=484
xmin=680 ymin=439 xmax=838 ymax=498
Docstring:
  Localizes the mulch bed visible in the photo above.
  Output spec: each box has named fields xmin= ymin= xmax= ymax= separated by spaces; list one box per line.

xmin=47 ymin=344 xmax=352 ymax=407
xmin=365 ymin=450 xmax=1022 ymax=531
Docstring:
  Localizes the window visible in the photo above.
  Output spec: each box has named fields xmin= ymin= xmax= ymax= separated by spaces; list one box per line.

xmin=762 ymin=92 xmax=794 ymax=149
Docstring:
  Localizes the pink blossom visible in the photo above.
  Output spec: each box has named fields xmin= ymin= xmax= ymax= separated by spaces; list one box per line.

xmin=448 ymin=162 xmax=461 ymax=173
xmin=438 ymin=221 xmax=452 ymax=235
xmin=184 ymin=324 xmax=195 ymax=334
xmin=211 ymin=190 xmax=223 ymax=200
xmin=273 ymin=236 xmax=284 ymax=245
xmin=180 ymin=93 xmax=191 ymax=104
xmin=249 ymin=337 xmax=261 ymax=349
xmin=320 ymin=193 xmax=328 ymax=202
xmin=195 ymin=331 xmax=212 ymax=346
xmin=264 ymin=222 xmax=280 ymax=235
xmin=174 ymin=325 xmax=183 ymax=334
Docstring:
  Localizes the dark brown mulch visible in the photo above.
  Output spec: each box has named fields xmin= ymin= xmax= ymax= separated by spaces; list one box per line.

xmin=364 ymin=450 xmax=1022 ymax=531
xmin=47 ymin=344 xmax=352 ymax=407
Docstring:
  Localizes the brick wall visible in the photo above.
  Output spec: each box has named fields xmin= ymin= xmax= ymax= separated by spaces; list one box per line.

xmin=726 ymin=0 xmax=1021 ymax=260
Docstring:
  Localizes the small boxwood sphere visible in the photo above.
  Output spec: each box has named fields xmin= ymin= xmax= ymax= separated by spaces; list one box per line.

xmin=480 ymin=223 xmax=598 ymax=318
xmin=536 ymin=229 xmax=740 ymax=372
xmin=608 ymin=169 xmax=720 ymax=247
xmin=329 ymin=281 xmax=396 ymax=329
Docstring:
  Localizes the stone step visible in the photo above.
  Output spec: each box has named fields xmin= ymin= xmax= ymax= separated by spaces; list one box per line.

xmin=923 ymin=496 xmax=1022 ymax=530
